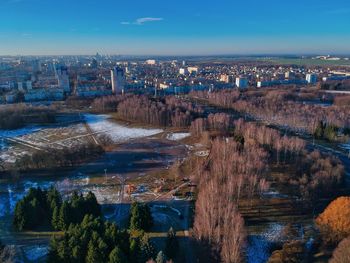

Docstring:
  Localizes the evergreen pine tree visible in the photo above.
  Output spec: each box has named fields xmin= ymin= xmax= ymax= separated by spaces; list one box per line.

xmin=165 ymin=227 xmax=179 ymax=260
xmin=108 ymin=247 xmax=128 ymax=263
xmin=86 ymin=240 xmax=100 ymax=263
xmin=139 ymin=235 xmax=156 ymax=262
xmin=47 ymin=236 xmax=60 ymax=263
xmin=13 ymin=200 xmax=26 ymax=230
xmin=59 ymin=201 xmax=70 ymax=230
xmin=51 ymin=206 xmax=60 ymax=230
xmin=156 ymin=251 xmax=166 ymax=263
xmin=130 ymin=238 xmax=141 ymax=263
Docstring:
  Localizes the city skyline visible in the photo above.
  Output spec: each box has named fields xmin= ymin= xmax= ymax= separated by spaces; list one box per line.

xmin=1 ymin=0 xmax=350 ymax=55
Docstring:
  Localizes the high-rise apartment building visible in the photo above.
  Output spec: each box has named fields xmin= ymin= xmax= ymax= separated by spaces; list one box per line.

xmin=55 ymin=66 xmax=70 ymax=92
xmin=235 ymin=77 xmax=248 ymax=88
xmin=306 ymin=73 xmax=317 ymax=84
xmin=111 ymin=67 xmax=125 ymax=94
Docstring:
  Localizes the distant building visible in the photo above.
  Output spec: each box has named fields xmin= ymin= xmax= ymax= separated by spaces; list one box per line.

xmin=306 ymin=73 xmax=317 ymax=84
xmin=257 ymin=79 xmax=307 ymax=88
xmin=187 ymin=67 xmax=198 ymax=74
xmin=274 ymin=73 xmax=285 ymax=80
xmin=111 ymin=67 xmax=125 ymax=94
xmin=76 ymin=86 xmax=112 ymax=98
xmin=55 ymin=66 xmax=70 ymax=92
xmin=17 ymin=80 xmax=32 ymax=91
xmin=285 ymin=71 xmax=295 ymax=79
xmin=159 ymin=83 xmax=169 ymax=89
xmin=236 ymin=77 xmax=248 ymax=88
xmin=90 ymin=58 xmax=98 ymax=68
xmin=322 ymin=75 xmax=350 ymax=82
xmin=24 ymin=88 xmax=65 ymax=102
xmin=17 ymin=82 xmax=24 ymax=91
xmin=26 ymin=81 xmax=32 ymax=90
xmin=146 ymin=59 xmax=156 ymax=65
xmin=5 ymin=94 xmax=16 ymax=103
xmin=179 ymin=68 xmax=188 ymax=75
xmin=31 ymin=60 xmax=42 ymax=73
xmin=220 ymin=74 xmax=234 ymax=83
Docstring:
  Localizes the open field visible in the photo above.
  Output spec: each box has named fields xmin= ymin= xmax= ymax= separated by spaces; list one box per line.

xmin=258 ymin=57 xmax=350 ymax=66
xmin=0 ymin=113 xmax=164 ymax=165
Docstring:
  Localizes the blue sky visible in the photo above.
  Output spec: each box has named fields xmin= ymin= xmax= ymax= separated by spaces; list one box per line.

xmin=0 ymin=0 xmax=350 ymax=55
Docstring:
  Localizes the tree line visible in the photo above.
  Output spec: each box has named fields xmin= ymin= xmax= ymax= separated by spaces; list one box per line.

xmin=92 ymin=94 xmax=204 ymax=128
xmin=48 ymin=201 xmax=178 ymax=263
xmin=13 ymin=186 xmax=101 ymax=231
xmin=117 ymin=95 xmax=203 ymax=128
xmin=0 ymin=103 xmax=56 ymax=130
xmin=12 ymin=186 xmax=179 ymax=262
xmin=191 ymin=113 xmax=345 ymax=262
xmin=193 ymin=137 xmax=269 ymax=263
xmin=15 ymin=142 xmax=104 ymax=170
xmin=190 ymin=89 xmax=350 ymax=139
xmin=191 ymin=113 xmax=345 ymax=201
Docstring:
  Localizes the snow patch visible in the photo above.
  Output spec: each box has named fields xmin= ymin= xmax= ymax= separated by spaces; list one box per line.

xmin=166 ymin=132 xmax=191 ymax=141
xmin=24 ymin=245 xmax=48 ymax=261
xmin=0 ymin=126 xmax=42 ymax=139
xmin=340 ymin=140 xmax=350 ymax=151
xmin=84 ymin=114 xmax=163 ymax=143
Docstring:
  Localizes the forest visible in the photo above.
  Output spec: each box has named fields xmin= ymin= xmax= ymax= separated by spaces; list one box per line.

xmin=92 ymin=95 xmax=204 ymax=128
xmin=187 ymin=111 xmax=346 ymax=262
xmin=190 ymin=89 xmax=350 ymax=140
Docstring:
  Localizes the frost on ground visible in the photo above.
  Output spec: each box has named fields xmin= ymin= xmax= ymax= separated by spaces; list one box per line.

xmin=24 ymin=245 xmax=48 ymax=261
xmin=0 ymin=126 xmax=43 ymax=139
xmin=246 ymin=223 xmax=284 ymax=263
xmin=84 ymin=114 xmax=163 ymax=143
xmin=166 ymin=132 xmax=191 ymax=141
xmin=340 ymin=140 xmax=350 ymax=151
xmin=261 ymin=190 xmax=289 ymax=199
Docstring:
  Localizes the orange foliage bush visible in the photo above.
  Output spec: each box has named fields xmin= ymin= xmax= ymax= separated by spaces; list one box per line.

xmin=316 ymin=197 xmax=350 ymax=244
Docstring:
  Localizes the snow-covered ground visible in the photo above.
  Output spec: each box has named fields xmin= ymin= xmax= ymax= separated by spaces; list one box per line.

xmin=166 ymin=132 xmax=191 ymax=141
xmin=84 ymin=114 xmax=163 ymax=143
xmin=0 ymin=126 xmax=43 ymax=139
xmin=24 ymin=245 xmax=48 ymax=261
xmin=340 ymin=140 xmax=350 ymax=151
xmin=0 ymin=113 xmax=163 ymax=163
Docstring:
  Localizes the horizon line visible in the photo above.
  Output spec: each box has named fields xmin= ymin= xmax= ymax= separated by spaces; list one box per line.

xmin=1 ymin=53 xmax=350 ymax=57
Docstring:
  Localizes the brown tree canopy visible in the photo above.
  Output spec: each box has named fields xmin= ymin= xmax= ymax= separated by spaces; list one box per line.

xmin=330 ymin=236 xmax=350 ymax=263
xmin=316 ymin=197 xmax=350 ymax=244
xmin=190 ymin=89 xmax=350 ymax=134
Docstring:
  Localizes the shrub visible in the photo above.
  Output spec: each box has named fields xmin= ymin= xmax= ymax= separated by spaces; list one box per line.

xmin=316 ymin=197 xmax=350 ymax=244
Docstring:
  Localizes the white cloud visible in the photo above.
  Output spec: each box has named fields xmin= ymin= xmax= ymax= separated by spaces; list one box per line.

xmin=121 ymin=17 xmax=163 ymax=26
xmin=134 ymin=17 xmax=163 ymax=25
